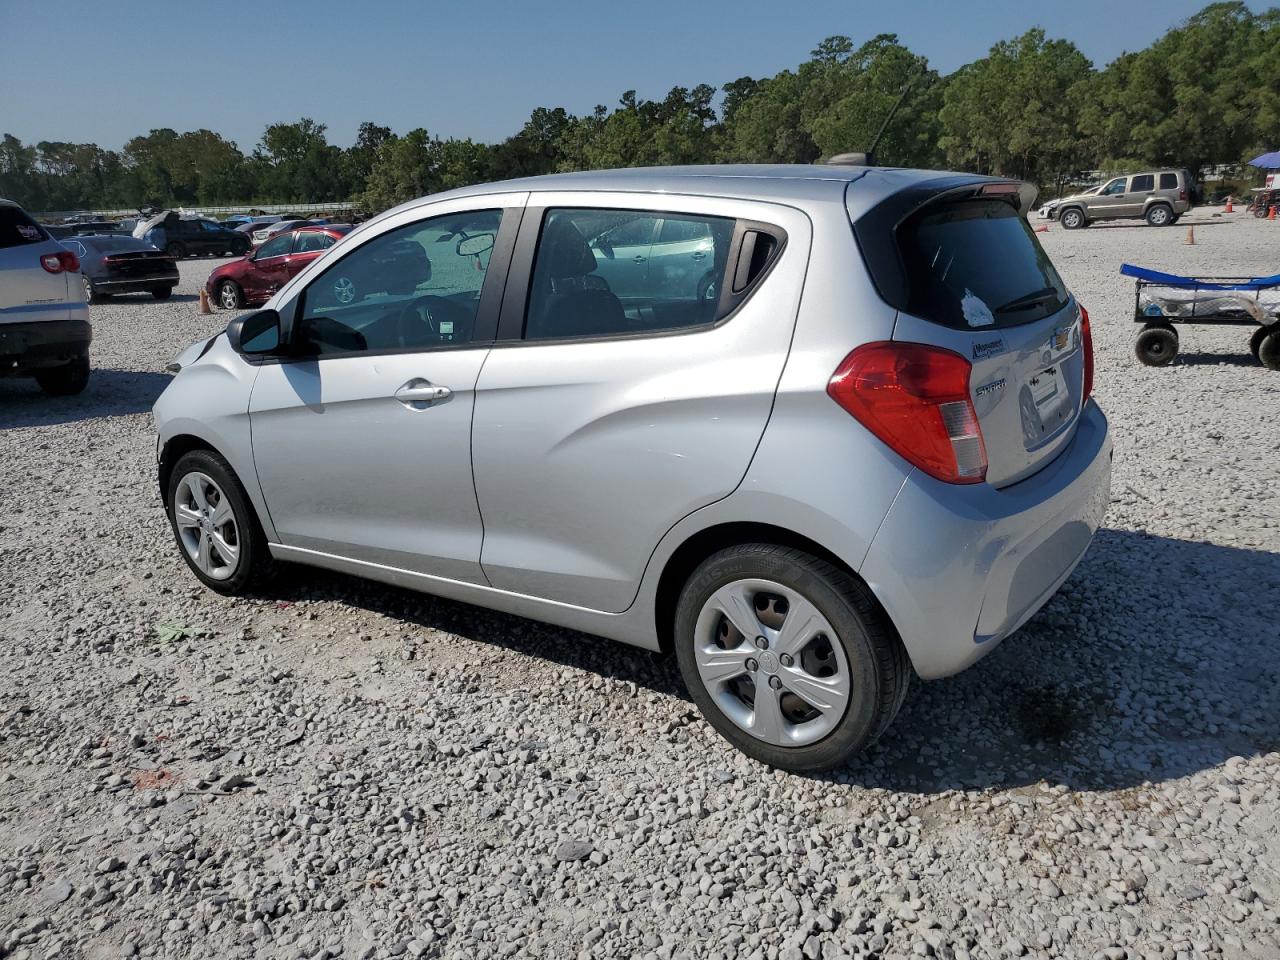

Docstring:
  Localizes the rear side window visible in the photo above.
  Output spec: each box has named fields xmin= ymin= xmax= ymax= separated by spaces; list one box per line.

xmin=898 ymin=198 xmax=1068 ymax=329
xmin=0 ymin=205 xmax=46 ymax=249
xmin=1130 ymin=174 xmax=1155 ymax=192
xmin=296 ymin=232 xmax=335 ymax=253
xmin=1159 ymin=172 xmax=1179 ymax=190
xmin=524 ymin=208 xmax=734 ymax=340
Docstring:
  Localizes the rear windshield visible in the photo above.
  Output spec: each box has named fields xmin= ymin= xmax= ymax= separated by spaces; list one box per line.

xmin=0 ymin=205 xmax=47 ymax=249
xmin=90 ymin=236 xmax=153 ymax=253
xmin=898 ymin=198 xmax=1068 ymax=329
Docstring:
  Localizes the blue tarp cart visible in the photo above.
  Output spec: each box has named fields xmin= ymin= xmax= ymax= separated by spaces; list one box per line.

xmin=1121 ymin=263 xmax=1280 ymax=369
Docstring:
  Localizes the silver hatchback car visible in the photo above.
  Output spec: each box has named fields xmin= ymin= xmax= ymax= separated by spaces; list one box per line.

xmin=154 ymin=165 xmax=1112 ymax=771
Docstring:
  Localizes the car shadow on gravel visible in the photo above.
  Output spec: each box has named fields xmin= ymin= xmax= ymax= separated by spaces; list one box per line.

xmin=0 ymin=369 xmax=170 ymax=429
xmin=251 ymin=527 xmax=1278 ymax=794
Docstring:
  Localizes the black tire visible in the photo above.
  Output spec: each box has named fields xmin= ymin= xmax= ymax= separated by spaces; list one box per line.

xmin=1060 ymin=208 xmax=1086 ymax=230
xmin=1249 ymin=325 xmax=1268 ymax=362
xmin=217 ymin=280 xmax=245 ymax=310
xmin=234 ymin=241 xmax=250 ymax=257
xmin=35 ymin=355 xmax=90 ymax=396
xmin=151 ymin=286 xmax=173 ymax=300
xmin=166 ymin=449 xmax=275 ymax=595
xmin=1135 ymin=324 xmax=1179 ymax=366
xmin=1256 ymin=328 xmax=1280 ymax=371
xmin=697 ymin=271 xmax=718 ymax=303
xmin=165 ymin=242 xmax=186 ymax=260
xmin=82 ymin=275 xmax=99 ymax=303
xmin=674 ymin=544 xmax=911 ymax=772
xmin=1145 ymin=203 xmax=1174 ymax=227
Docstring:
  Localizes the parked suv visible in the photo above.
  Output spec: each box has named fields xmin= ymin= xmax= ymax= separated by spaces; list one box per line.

xmin=1040 ymin=169 xmax=1192 ymax=228
xmin=133 ymin=211 xmax=251 ymax=259
xmin=153 ymin=166 xmax=1112 ymax=771
xmin=0 ymin=199 xmax=91 ymax=395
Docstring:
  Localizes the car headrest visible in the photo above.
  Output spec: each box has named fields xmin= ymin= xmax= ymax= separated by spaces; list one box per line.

xmin=539 ymin=215 xmax=598 ymax=279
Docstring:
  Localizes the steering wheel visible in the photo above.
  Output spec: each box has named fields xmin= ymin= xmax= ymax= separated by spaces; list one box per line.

xmin=395 ymin=294 xmax=470 ymax=347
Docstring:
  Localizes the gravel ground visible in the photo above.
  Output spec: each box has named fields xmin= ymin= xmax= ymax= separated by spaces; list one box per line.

xmin=2 ymin=209 xmax=1278 ymax=960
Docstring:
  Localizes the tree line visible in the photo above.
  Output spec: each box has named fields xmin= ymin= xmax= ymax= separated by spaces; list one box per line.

xmin=2 ymin=2 xmax=1276 ymax=216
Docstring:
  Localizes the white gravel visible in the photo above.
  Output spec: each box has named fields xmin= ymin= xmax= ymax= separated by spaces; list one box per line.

xmin=2 ymin=210 xmax=1278 ymax=960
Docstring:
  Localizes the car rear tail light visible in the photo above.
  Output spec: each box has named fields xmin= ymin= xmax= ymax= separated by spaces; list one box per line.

xmin=828 ymin=342 xmax=987 ymax=484
xmin=1079 ymin=305 xmax=1094 ymax=403
xmin=1179 ymin=189 xmax=1187 ymax=202
xmin=40 ymin=250 xmax=79 ymax=273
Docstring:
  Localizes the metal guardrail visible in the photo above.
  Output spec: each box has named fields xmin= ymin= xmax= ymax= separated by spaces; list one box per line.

xmin=35 ymin=200 xmax=360 ymax=221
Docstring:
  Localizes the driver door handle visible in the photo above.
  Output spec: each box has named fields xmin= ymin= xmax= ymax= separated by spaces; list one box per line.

xmin=395 ymin=379 xmax=451 ymax=409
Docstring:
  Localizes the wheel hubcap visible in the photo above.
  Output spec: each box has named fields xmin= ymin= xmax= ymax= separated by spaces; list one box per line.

xmin=173 ymin=472 xmax=240 ymax=580
xmin=333 ymin=277 xmax=356 ymax=304
xmin=220 ymin=284 xmax=238 ymax=309
xmin=693 ymin=578 xmax=851 ymax=747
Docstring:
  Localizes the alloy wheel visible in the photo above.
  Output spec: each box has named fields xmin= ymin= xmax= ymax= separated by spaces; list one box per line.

xmin=219 ymin=282 xmax=240 ymax=310
xmin=173 ymin=472 xmax=241 ymax=581
xmin=693 ymin=578 xmax=851 ymax=747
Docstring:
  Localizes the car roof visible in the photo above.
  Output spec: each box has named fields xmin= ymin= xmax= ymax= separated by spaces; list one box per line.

xmin=367 ymin=164 xmax=982 ymax=228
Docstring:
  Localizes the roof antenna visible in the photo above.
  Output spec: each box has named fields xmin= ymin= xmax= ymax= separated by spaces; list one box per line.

xmin=827 ymin=70 xmax=925 ymax=167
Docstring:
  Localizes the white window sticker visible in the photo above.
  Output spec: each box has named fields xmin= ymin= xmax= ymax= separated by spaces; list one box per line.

xmin=961 ymin=289 xmax=995 ymax=328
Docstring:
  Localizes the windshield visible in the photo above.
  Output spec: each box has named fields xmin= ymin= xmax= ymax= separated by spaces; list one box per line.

xmin=898 ymin=198 xmax=1069 ymax=329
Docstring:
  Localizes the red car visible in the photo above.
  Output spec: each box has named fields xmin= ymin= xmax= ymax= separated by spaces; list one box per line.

xmin=207 ymin=225 xmax=351 ymax=309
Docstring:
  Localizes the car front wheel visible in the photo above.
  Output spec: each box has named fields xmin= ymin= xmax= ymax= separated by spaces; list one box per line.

xmin=1060 ymin=208 xmax=1085 ymax=230
xmin=218 ymin=280 xmax=245 ymax=310
xmin=167 ymin=449 xmax=274 ymax=594
xmin=674 ymin=544 xmax=910 ymax=771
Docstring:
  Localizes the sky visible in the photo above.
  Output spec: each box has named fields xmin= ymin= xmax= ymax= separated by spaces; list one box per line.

xmin=0 ymin=0 xmax=1252 ymax=152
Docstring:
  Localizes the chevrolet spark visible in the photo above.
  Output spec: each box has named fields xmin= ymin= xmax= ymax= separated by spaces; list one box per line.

xmin=154 ymin=165 xmax=1112 ymax=771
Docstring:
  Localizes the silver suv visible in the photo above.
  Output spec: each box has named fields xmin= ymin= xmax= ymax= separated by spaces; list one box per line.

xmin=1040 ymin=169 xmax=1192 ymax=228
xmin=0 ymin=199 xmax=92 ymax=395
xmin=154 ymin=166 xmax=1112 ymax=771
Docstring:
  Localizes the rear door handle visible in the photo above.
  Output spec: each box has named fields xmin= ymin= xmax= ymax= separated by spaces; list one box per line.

xmin=691 ymin=251 xmax=707 ymax=261
xmin=632 ymin=255 xmax=647 ymax=264
xmin=394 ymin=378 xmax=451 ymax=409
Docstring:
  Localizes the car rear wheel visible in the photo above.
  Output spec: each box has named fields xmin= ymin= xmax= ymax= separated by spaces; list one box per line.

xmin=218 ymin=280 xmax=245 ymax=310
xmin=674 ymin=544 xmax=910 ymax=771
xmin=152 ymin=287 xmax=173 ymax=300
xmin=1135 ymin=324 xmax=1179 ymax=366
xmin=1060 ymin=208 xmax=1085 ymax=230
xmin=35 ymin=355 xmax=90 ymax=396
xmin=167 ymin=449 xmax=274 ymax=594
xmin=165 ymin=242 xmax=186 ymax=260
xmin=1145 ymin=204 xmax=1174 ymax=227
xmin=82 ymin=275 xmax=100 ymax=303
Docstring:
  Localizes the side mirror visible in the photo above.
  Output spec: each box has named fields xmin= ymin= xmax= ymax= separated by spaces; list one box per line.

xmin=227 ymin=309 xmax=281 ymax=356
xmin=456 ymin=234 xmax=494 ymax=258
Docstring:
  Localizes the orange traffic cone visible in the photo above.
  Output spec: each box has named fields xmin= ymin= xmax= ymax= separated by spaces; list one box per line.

xmin=1271 ymin=206 xmax=1277 ymax=221
xmin=199 ymin=288 xmax=213 ymax=314
xmin=1034 ymin=224 xmax=1049 ymax=233
xmin=1225 ymin=199 xmax=1233 ymax=213
xmin=1185 ymin=226 xmax=1195 ymax=245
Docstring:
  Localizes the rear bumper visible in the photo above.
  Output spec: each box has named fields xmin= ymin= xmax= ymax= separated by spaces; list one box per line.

xmin=0 ymin=318 xmax=93 ymax=374
xmin=96 ymin=274 xmax=177 ymax=292
xmin=860 ymin=401 xmax=1112 ymax=679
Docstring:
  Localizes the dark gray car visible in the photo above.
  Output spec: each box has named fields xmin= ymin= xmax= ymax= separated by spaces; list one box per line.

xmin=63 ymin=234 xmax=179 ymax=301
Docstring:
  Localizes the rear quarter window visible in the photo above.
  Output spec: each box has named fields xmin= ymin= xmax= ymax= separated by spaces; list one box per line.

xmin=1159 ymin=172 xmax=1179 ymax=190
xmin=0 ymin=206 xmax=47 ymax=249
xmin=898 ymin=198 xmax=1069 ymax=330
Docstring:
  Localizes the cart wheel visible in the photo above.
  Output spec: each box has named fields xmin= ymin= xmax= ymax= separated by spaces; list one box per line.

xmin=1249 ymin=326 xmax=1268 ymax=362
xmin=1135 ymin=324 xmax=1178 ymax=367
xmin=1256 ymin=328 xmax=1280 ymax=371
